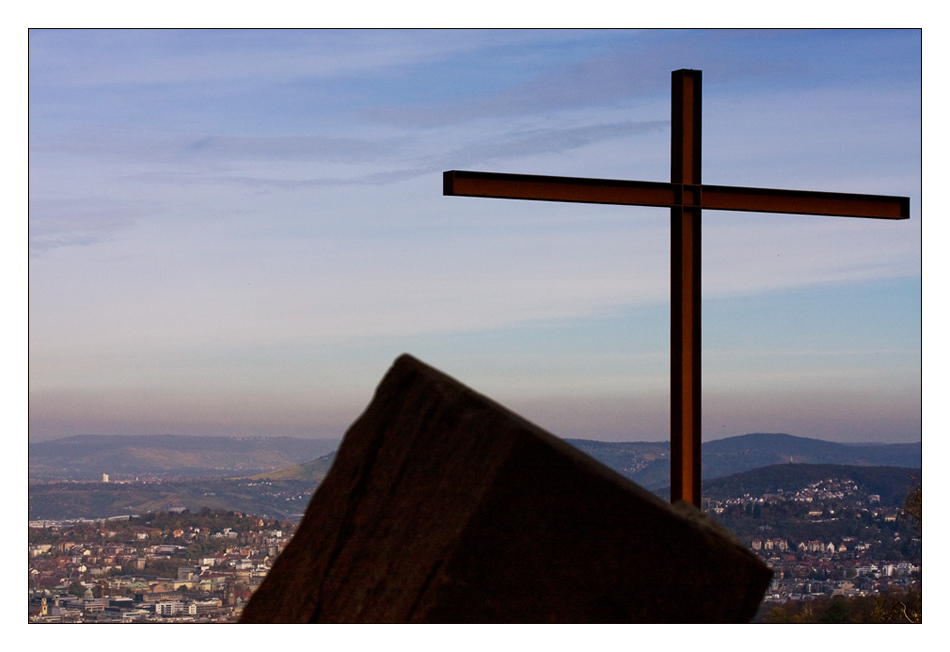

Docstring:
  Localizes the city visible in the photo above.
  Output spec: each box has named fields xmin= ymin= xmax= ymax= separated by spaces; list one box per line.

xmin=28 ymin=472 xmax=921 ymax=623
xmin=28 ymin=508 xmax=294 ymax=623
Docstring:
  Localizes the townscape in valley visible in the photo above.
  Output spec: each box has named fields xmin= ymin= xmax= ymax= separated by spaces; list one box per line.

xmin=29 ymin=508 xmax=294 ymax=623
xmin=28 ymin=434 xmax=921 ymax=623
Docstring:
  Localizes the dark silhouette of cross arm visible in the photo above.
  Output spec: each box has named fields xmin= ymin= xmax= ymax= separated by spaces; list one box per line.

xmin=442 ymin=69 xmax=909 ymax=508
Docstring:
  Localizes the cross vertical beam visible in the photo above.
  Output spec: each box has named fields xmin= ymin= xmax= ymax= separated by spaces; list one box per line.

xmin=670 ymin=70 xmax=703 ymax=506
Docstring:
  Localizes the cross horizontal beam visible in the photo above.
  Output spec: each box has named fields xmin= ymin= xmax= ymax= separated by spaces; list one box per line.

xmin=444 ymin=170 xmax=910 ymax=220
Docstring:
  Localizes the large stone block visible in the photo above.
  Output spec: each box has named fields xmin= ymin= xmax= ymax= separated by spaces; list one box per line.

xmin=240 ymin=354 xmax=771 ymax=623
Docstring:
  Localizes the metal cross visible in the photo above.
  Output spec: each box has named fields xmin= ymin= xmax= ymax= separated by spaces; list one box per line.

xmin=443 ymin=69 xmax=909 ymax=507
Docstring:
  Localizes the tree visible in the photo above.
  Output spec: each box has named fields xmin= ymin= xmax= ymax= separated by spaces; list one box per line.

xmin=903 ymin=484 xmax=921 ymax=529
xmin=761 ymin=588 xmax=921 ymax=623
xmin=820 ymin=599 xmax=851 ymax=623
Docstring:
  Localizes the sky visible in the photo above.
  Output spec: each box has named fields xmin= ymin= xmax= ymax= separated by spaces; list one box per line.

xmin=27 ymin=29 xmax=922 ymax=445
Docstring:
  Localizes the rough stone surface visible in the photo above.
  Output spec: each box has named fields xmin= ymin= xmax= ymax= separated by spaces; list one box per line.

xmin=240 ymin=354 xmax=772 ymax=623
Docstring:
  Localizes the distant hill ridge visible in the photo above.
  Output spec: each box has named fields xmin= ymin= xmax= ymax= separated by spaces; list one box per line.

xmin=29 ymin=434 xmax=340 ymax=481
xmin=566 ymin=433 xmax=920 ymax=490
xmin=29 ymin=432 xmax=920 ymax=487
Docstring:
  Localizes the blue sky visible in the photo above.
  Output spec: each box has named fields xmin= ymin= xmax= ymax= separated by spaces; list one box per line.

xmin=27 ymin=29 xmax=921 ymax=444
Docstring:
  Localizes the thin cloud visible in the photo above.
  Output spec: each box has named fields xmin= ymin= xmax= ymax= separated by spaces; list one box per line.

xmin=29 ymin=30 xmax=507 ymax=87
xmin=34 ymin=117 xmax=669 ymax=196
xmin=439 ymin=119 xmax=668 ymax=170
xmin=28 ymin=200 xmax=137 ymax=256
xmin=362 ymin=54 xmax=669 ymax=128
xmin=183 ymin=135 xmax=399 ymax=164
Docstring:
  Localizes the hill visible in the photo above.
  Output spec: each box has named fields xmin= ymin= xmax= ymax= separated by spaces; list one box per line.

xmin=31 ymin=432 xmax=918 ymax=487
xmin=227 ymin=433 xmax=920 ymax=491
xmin=27 ymin=478 xmax=319 ymax=522
xmin=563 ymin=439 xmax=670 ymax=488
xmin=29 ymin=435 xmax=340 ymax=481
xmin=28 ymin=433 xmax=921 ymax=521
xmin=566 ymin=434 xmax=920 ymax=490
xmin=698 ymin=463 xmax=921 ymax=557
xmin=701 ymin=433 xmax=921 ymax=479
xmin=701 ymin=463 xmax=920 ymax=507
xmin=247 ymin=452 xmax=337 ymax=482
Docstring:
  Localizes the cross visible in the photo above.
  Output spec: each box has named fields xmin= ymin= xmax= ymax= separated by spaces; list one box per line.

xmin=443 ymin=69 xmax=910 ymax=508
